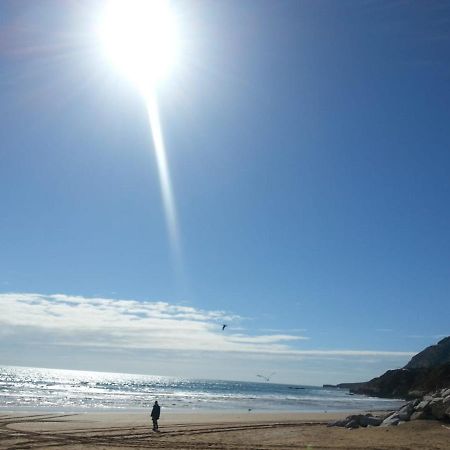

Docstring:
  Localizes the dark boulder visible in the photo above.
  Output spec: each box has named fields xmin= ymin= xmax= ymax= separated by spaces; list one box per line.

xmin=328 ymin=414 xmax=383 ymax=429
xmin=359 ymin=415 xmax=383 ymax=427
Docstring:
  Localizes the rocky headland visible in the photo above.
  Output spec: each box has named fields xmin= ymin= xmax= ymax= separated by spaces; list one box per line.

xmin=327 ymin=336 xmax=450 ymax=428
xmin=326 ymin=336 xmax=450 ymax=399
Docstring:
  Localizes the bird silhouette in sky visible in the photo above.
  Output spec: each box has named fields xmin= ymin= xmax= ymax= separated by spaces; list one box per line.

xmin=256 ymin=372 xmax=276 ymax=382
xmin=222 ymin=324 xmax=227 ymax=331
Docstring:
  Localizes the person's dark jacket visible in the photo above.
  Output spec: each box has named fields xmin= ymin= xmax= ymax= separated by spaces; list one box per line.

xmin=151 ymin=404 xmax=160 ymax=420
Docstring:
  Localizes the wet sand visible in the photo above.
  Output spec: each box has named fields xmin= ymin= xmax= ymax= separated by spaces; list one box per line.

xmin=0 ymin=411 xmax=448 ymax=449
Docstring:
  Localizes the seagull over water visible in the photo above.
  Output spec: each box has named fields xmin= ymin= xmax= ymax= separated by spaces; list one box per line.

xmin=256 ymin=372 xmax=276 ymax=382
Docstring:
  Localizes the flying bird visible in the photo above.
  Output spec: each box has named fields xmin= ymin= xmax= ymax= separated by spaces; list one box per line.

xmin=256 ymin=372 xmax=276 ymax=382
xmin=222 ymin=324 xmax=227 ymax=331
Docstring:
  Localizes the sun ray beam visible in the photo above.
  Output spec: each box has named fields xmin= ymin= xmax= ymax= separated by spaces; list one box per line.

xmin=145 ymin=91 xmax=182 ymax=265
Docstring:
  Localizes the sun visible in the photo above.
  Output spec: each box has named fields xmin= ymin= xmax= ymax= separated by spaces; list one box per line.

xmin=98 ymin=0 xmax=183 ymax=265
xmin=99 ymin=0 xmax=179 ymax=92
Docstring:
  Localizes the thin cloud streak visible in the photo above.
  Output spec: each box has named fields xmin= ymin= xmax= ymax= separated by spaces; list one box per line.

xmin=0 ymin=293 xmax=415 ymax=360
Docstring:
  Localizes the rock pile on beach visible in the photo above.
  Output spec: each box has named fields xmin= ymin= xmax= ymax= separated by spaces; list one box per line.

xmin=407 ymin=387 xmax=450 ymax=421
xmin=328 ymin=387 xmax=450 ymax=429
xmin=327 ymin=413 xmax=383 ymax=429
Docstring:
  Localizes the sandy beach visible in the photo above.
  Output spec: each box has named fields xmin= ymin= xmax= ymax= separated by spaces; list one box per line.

xmin=0 ymin=411 xmax=448 ymax=449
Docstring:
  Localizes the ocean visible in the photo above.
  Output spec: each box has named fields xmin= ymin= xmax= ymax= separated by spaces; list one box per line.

xmin=0 ymin=366 xmax=404 ymax=413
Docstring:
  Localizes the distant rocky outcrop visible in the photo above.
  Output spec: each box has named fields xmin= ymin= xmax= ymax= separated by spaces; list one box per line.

xmin=343 ymin=336 xmax=450 ymax=399
xmin=340 ymin=383 xmax=364 ymax=389
xmin=328 ymin=387 xmax=450 ymax=428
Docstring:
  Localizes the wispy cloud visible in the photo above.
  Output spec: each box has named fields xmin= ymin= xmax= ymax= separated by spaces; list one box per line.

xmin=0 ymin=293 xmax=308 ymax=354
xmin=405 ymin=334 xmax=448 ymax=340
xmin=0 ymin=293 xmax=415 ymax=359
xmin=261 ymin=328 xmax=308 ymax=334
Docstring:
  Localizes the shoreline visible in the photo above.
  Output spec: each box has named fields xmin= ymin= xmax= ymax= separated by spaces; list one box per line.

xmin=1 ymin=410 xmax=448 ymax=449
xmin=0 ymin=405 xmax=398 ymax=413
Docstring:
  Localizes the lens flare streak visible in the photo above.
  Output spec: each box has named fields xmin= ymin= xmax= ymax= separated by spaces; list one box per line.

xmin=145 ymin=92 xmax=181 ymax=262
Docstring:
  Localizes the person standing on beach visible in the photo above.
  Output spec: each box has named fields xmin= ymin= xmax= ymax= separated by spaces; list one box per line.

xmin=151 ymin=401 xmax=160 ymax=431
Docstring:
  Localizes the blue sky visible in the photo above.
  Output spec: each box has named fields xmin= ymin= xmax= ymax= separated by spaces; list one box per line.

xmin=0 ymin=0 xmax=449 ymax=385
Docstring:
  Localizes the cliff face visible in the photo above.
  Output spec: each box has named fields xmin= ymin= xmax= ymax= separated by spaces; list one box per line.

xmin=404 ymin=337 xmax=450 ymax=369
xmin=348 ymin=337 xmax=450 ymax=399
xmin=350 ymin=363 xmax=450 ymax=399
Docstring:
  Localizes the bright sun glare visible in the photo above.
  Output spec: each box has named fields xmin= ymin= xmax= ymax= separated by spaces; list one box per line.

xmin=98 ymin=0 xmax=183 ymax=270
xmin=99 ymin=0 xmax=179 ymax=91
